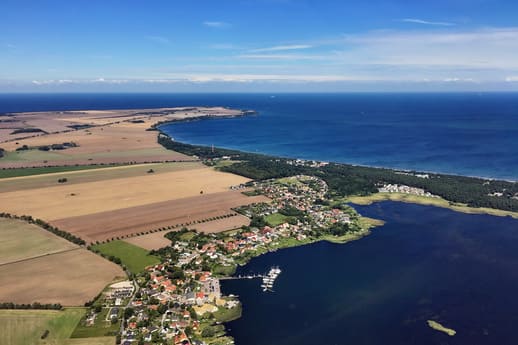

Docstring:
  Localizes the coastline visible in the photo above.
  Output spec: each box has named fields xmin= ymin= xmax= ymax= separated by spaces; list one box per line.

xmin=3 ymin=106 xmax=518 ymax=345
xmin=346 ymin=193 xmax=518 ymax=219
xmin=156 ymin=113 xmax=518 ymax=219
xmin=159 ymin=116 xmax=518 ymax=183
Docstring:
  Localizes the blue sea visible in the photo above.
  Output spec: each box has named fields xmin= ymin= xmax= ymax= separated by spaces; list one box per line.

xmin=1 ymin=93 xmax=517 ymax=180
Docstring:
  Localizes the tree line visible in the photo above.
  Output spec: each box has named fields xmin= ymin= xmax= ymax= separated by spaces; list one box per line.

xmin=0 ymin=213 xmax=86 ymax=245
xmin=158 ymin=135 xmax=518 ymax=212
xmin=0 ymin=302 xmax=62 ymax=310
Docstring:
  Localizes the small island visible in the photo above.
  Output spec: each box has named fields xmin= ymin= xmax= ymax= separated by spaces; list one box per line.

xmin=427 ymin=320 xmax=456 ymax=336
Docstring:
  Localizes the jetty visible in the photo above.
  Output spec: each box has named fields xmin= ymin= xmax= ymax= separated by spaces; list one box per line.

xmin=219 ymin=274 xmax=265 ymax=280
xmin=219 ymin=267 xmax=282 ymax=292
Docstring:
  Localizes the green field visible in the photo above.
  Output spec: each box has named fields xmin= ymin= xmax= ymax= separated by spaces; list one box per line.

xmin=213 ymin=303 xmax=242 ymax=323
xmin=265 ymin=213 xmax=291 ymax=227
xmin=92 ymin=240 xmax=160 ymax=274
xmin=70 ymin=308 xmax=120 ymax=339
xmin=0 ymin=161 xmax=202 ymax=192
xmin=0 ymin=308 xmax=85 ymax=345
xmin=64 ymin=337 xmax=115 ymax=345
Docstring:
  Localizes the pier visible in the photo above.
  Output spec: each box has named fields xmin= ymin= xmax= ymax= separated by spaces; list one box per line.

xmin=219 ymin=267 xmax=282 ymax=292
xmin=219 ymin=274 xmax=266 ymax=280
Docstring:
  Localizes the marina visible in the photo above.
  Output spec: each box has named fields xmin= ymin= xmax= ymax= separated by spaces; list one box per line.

xmin=261 ymin=266 xmax=282 ymax=292
xmin=219 ymin=267 xmax=282 ymax=292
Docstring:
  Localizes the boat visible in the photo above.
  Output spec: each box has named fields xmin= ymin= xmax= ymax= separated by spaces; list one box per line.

xmin=261 ymin=266 xmax=281 ymax=292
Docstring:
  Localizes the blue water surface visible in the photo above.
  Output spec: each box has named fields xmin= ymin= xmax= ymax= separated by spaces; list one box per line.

xmin=222 ymin=201 xmax=518 ymax=345
xmin=1 ymin=92 xmax=517 ymax=180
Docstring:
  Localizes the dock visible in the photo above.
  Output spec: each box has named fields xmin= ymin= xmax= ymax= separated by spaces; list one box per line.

xmin=219 ymin=266 xmax=282 ymax=292
xmin=219 ymin=274 xmax=266 ymax=280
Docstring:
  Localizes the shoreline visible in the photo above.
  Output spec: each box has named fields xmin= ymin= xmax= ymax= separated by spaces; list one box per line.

xmin=159 ymin=117 xmax=517 ymax=183
xmin=155 ymin=114 xmax=518 ymax=220
xmin=347 ymin=193 xmax=518 ymax=219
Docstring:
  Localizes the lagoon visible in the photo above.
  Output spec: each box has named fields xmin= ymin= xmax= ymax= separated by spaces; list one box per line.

xmin=222 ymin=201 xmax=518 ymax=345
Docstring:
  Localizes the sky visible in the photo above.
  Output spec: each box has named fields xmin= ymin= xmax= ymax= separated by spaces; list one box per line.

xmin=2 ymin=0 xmax=518 ymax=92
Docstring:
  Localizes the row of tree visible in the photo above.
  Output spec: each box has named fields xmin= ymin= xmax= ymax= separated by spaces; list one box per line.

xmin=0 ymin=213 xmax=86 ymax=245
xmin=0 ymin=302 xmax=62 ymax=310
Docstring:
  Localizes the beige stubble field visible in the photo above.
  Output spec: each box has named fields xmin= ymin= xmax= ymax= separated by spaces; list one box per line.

xmin=0 ymin=167 xmax=251 ymax=220
xmin=0 ymin=218 xmax=124 ymax=306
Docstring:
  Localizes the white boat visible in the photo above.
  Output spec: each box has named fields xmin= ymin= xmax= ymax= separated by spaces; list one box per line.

xmin=261 ymin=266 xmax=281 ymax=292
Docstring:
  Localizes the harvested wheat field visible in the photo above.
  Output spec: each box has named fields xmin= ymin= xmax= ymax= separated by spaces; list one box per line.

xmin=0 ymin=106 xmax=245 ymax=168
xmin=0 ymin=249 xmax=124 ymax=306
xmin=124 ymin=214 xmax=251 ymax=250
xmin=190 ymin=214 xmax=251 ymax=233
xmin=0 ymin=218 xmax=77 ymax=265
xmin=52 ymin=191 xmax=269 ymax=243
xmin=0 ymin=162 xmax=203 ymax=192
xmin=124 ymin=232 xmax=172 ymax=251
xmin=0 ymin=122 xmax=192 ymax=168
xmin=0 ymin=167 xmax=251 ymax=220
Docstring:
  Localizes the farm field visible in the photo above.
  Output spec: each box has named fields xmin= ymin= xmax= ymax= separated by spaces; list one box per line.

xmin=124 ymin=214 xmax=251 ymax=250
xmin=123 ymin=232 xmax=172 ymax=251
xmin=0 ymin=167 xmax=251 ymax=220
xmin=190 ymin=214 xmax=251 ymax=233
xmin=51 ymin=191 xmax=269 ymax=243
xmin=70 ymin=307 xmax=121 ymax=339
xmin=0 ymin=161 xmax=203 ymax=192
xmin=0 ymin=147 xmax=191 ymax=169
xmin=265 ymin=213 xmax=291 ymax=227
xmin=0 ymin=308 xmax=85 ymax=345
xmin=92 ymin=240 xmax=160 ymax=274
xmin=0 ymin=106 xmax=243 ymax=168
xmin=64 ymin=337 xmax=115 ymax=345
xmin=0 ymin=164 xmax=114 ymax=179
xmin=0 ymin=249 xmax=124 ymax=306
xmin=0 ymin=218 xmax=77 ymax=265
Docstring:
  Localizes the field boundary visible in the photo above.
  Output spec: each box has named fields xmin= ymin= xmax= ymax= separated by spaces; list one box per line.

xmin=0 ymin=247 xmax=81 ymax=268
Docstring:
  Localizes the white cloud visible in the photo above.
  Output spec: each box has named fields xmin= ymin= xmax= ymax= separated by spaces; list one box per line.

xmin=203 ymin=21 xmax=231 ymax=28
xmin=237 ymin=53 xmax=326 ymax=60
xmin=506 ymin=76 xmax=518 ymax=82
xmin=338 ymin=27 xmax=518 ymax=69
xmin=249 ymin=44 xmax=313 ymax=52
xmin=32 ymin=79 xmax=75 ymax=85
xmin=443 ymin=78 xmax=476 ymax=82
xmin=401 ymin=18 xmax=456 ymax=26
xmin=145 ymin=35 xmax=170 ymax=44
xmin=31 ymin=78 xmax=129 ymax=85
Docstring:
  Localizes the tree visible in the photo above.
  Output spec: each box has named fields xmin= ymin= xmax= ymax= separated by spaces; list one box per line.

xmin=202 ymin=326 xmax=216 ymax=337
xmin=250 ymin=216 xmax=266 ymax=228
xmin=124 ymin=307 xmax=134 ymax=319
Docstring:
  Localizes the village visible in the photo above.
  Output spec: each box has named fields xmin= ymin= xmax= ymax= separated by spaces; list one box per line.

xmin=84 ymin=175 xmax=366 ymax=345
xmin=378 ymin=183 xmax=439 ymax=198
